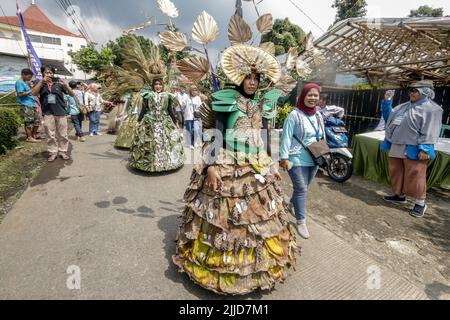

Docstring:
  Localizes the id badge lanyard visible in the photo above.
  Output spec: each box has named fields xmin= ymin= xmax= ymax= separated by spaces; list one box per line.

xmin=47 ymin=83 xmax=56 ymax=104
xmin=305 ymin=114 xmax=322 ymax=142
xmin=391 ymin=107 xmax=409 ymax=136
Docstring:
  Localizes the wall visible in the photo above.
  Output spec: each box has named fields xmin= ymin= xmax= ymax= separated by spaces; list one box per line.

xmin=0 ymin=23 xmax=91 ymax=80
xmin=0 ymin=54 xmax=27 ymax=92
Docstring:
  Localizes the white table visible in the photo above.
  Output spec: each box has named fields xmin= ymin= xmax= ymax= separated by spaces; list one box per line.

xmin=357 ymin=131 xmax=450 ymax=155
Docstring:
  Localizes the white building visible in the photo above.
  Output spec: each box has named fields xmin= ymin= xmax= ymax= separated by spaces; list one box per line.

xmin=0 ymin=2 xmax=92 ymax=91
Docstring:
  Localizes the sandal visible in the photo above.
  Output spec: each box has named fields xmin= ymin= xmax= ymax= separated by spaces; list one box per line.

xmin=47 ymin=154 xmax=57 ymax=162
xmin=60 ymin=153 xmax=70 ymax=160
xmin=26 ymin=138 xmax=38 ymax=143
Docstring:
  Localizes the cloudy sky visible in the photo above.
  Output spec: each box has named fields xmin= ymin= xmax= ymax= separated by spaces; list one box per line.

xmin=2 ymin=0 xmax=450 ymax=64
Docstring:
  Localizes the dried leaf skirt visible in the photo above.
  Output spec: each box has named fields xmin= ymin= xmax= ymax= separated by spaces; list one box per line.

xmin=128 ymin=113 xmax=184 ymax=172
xmin=115 ymin=114 xmax=138 ymax=149
xmin=173 ymin=161 xmax=298 ymax=295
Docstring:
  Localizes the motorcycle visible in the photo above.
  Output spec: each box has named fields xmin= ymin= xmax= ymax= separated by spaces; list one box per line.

xmin=323 ymin=118 xmax=353 ymax=183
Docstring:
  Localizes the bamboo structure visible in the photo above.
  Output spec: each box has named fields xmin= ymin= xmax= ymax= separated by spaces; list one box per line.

xmin=305 ymin=17 xmax=450 ymax=86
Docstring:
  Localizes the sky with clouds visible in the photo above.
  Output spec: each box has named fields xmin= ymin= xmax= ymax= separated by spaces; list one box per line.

xmin=2 ymin=0 xmax=450 ymax=65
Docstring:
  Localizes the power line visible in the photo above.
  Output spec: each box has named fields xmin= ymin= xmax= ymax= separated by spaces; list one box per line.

xmin=71 ymin=0 xmax=97 ymax=24
xmin=72 ymin=0 xmax=114 ymax=44
xmin=55 ymin=0 xmax=87 ymax=40
xmin=287 ymin=0 xmax=325 ymax=33
xmin=62 ymin=0 xmax=93 ymax=43
xmin=55 ymin=0 xmax=93 ymax=44
xmin=64 ymin=0 xmax=95 ymax=43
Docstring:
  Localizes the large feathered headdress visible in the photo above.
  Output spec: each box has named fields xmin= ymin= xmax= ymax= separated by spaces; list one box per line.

xmin=100 ymin=35 xmax=166 ymax=98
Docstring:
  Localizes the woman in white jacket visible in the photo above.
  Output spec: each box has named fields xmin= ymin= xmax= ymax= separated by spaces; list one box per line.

xmin=85 ymin=84 xmax=108 ymax=136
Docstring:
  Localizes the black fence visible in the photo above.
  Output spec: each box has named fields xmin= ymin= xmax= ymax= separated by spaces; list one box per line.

xmin=314 ymin=86 xmax=450 ymax=141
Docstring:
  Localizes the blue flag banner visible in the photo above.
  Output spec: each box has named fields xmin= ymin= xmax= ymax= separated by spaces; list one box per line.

xmin=204 ymin=47 xmax=219 ymax=92
xmin=16 ymin=2 xmax=42 ymax=80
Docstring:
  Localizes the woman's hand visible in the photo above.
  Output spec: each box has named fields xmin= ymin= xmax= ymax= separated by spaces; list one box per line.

xmin=418 ymin=151 xmax=430 ymax=161
xmin=42 ymin=75 xmax=51 ymax=84
xmin=206 ymin=166 xmax=222 ymax=192
xmin=279 ymin=160 xmax=290 ymax=172
xmin=60 ymin=80 xmax=71 ymax=91
xmin=274 ymin=172 xmax=282 ymax=181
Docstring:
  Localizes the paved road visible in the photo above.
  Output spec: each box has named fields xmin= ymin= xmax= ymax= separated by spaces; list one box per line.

xmin=0 ymin=118 xmax=427 ymax=299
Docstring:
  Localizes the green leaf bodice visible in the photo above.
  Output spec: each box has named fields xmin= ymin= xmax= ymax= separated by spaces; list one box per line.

xmin=211 ymin=89 xmax=281 ymax=154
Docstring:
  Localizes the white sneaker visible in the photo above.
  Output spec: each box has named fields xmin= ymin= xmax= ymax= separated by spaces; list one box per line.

xmin=190 ymin=145 xmax=194 ymax=150
xmin=296 ymin=220 xmax=310 ymax=239
xmin=89 ymin=133 xmax=94 ymax=137
xmin=94 ymin=132 xmax=102 ymax=136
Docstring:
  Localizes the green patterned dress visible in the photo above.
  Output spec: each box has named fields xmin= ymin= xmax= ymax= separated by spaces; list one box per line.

xmin=173 ymin=89 xmax=298 ymax=295
xmin=115 ymin=92 xmax=142 ymax=149
xmin=129 ymin=91 xmax=184 ymax=172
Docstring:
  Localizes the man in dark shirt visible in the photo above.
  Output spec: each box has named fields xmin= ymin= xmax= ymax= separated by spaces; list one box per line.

xmin=31 ymin=66 xmax=75 ymax=162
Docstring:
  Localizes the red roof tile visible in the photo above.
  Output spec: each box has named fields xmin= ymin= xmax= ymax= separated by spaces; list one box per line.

xmin=0 ymin=4 xmax=84 ymax=39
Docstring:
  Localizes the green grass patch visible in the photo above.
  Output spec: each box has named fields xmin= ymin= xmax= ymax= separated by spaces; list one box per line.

xmin=0 ymin=140 xmax=47 ymax=222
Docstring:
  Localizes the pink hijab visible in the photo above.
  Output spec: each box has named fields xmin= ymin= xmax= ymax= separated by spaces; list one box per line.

xmin=296 ymin=83 xmax=321 ymax=116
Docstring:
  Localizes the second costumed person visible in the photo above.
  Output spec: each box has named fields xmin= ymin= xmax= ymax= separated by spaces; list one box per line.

xmin=128 ymin=57 xmax=185 ymax=173
xmin=114 ymin=91 xmax=143 ymax=149
xmin=99 ymin=37 xmax=147 ymax=150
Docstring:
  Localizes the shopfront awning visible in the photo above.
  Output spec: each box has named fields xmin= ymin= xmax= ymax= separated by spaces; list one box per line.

xmin=40 ymin=58 xmax=72 ymax=76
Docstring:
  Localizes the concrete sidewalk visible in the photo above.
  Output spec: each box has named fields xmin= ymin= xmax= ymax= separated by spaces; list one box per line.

xmin=0 ymin=118 xmax=427 ymax=299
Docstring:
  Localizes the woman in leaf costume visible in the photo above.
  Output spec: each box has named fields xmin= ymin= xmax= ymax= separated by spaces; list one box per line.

xmin=98 ymin=35 xmax=177 ymax=152
xmin=114 ymin=91 xmax=143 ymax=149
xmin=128 ymin=79 xmax=184 ymax=173
xmin=173 ymin=45 xmax=298 ymax=295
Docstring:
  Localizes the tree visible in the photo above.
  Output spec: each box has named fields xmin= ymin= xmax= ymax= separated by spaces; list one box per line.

xmin=106 ymin=34 xmax=188 ymax=67
xmin=332 ymin=0 xmax=367 ymax=24
xmin=409 ymin=5 xmax=444 ymax=17
xmin=106 ymin=34 xmax=154 ymax=66
xmin=68 ymin=46 xmax=115 ymax=74
xmin=261 ymin=18 xmax=306 ymax=56
xmin=159 ymin=45 xmax=190 ymax=65
xmin=197 ymin=66 xmax=228 ymax=94
xmin=71 ymin=33 xmax=190 ymax=80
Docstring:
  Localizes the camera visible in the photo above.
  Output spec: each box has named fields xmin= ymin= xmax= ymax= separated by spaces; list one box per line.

xmin=51 ymin=76 xmax=60 ymax=82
